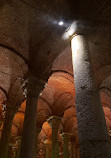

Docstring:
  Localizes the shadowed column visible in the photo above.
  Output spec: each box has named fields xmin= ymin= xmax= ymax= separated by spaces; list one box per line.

xmin=47 ymin=116 xmax=61 ymax=158
xmin=20 ymin=73 xmax=45 ymax=158
xmin=44 ymin=139 xmax=51 ymax=158
xmin=62 ymin=133 xmax=70 ymax=158
xmin=35 ymin=127 xmax=41 ymax=157
xmin=70 ymin=141 xmax=76 ymax=158
xmin=15 ymin=136 xmax=22 ymax=158
xmin=0 ymin=105 xmax=18 ymax=158
xmin=69 ymin=135 xmax=78 ymax=158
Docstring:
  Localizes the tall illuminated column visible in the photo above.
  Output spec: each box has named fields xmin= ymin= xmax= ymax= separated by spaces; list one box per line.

xmin=20 ymin=73 xmax=45 ymax=158
xmin=47 ymin=116 xmax=61 ymax=158
xmin=70 ymin=31 xmax=111 ymax=157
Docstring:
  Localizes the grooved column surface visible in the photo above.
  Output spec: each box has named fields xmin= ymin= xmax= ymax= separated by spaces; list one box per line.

xmin=71 ymin=35 xmax=111 ymax=158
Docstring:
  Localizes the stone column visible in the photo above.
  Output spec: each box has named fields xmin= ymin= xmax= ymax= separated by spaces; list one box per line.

xmin=8 ymin=145 xmax=13 ymax=158
xmin=62 ymin=133 xmax=70 ymax=158
xmin=0 ymin=106 xmax=17 ymax=158
xmin=69 ymin=135 xmax=78 ymax=158
xmin=44 ymin=139 xmax=51 ymax=158
xmin=47 ymin=116 xmax=61 ymax=158
xmin=15 ymin=136 xmax=22 ymax=158
xmin=69 ymin=141 xmax=75 ymax=158
xmin=71 ymin=34 xmax=111 ymax=157
xmin=35 ymin=128 xmax=41 ymax=157
xmin=20 ymin=73 xmax=45 ymax=158
xmin=12 ymin=143 xmax=16 ymax=158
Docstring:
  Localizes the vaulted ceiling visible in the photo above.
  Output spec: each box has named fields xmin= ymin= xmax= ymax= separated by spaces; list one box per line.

xmin=0 ymin=0 xmax=111 ymax=150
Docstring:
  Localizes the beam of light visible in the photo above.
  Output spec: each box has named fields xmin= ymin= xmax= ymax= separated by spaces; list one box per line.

xmin=68 ymin=22 xmax=77 ymax=37
xmin=71 ymin=36 xmax=80 ymax=59
xmin=62 ymin=21 xmax=77 ymax=40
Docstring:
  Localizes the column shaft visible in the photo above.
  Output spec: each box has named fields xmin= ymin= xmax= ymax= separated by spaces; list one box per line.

xmin=45 ymin=140 xmax=51 ymax=158
xmin=71 ymin=35 xmax=111 ymax=157
xmin=52 ymin=127 xmax=59 ymax=158
xmin=62 ymin=133 xmax=70 ymax=158
xmin=8 ymin=145 xmax=13 ymax=158
xmin=20 ymin=97 xmax=38 ymax=158
xmin=15 ymin=137 xmax=21 ymax=158
xmin=70 ymin=142 xmax=75 ymax=158
xmin=48 ymin=116 xmax=61 ymax=158
xmin=35 ymin=128 xmax=41 ymax=157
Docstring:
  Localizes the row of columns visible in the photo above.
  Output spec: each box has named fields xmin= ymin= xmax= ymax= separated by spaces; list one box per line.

xmin=45 ymin=116 xmax=78 ymax=158
xmin=21 ymin=33 xmax=111 ymax=157
xmin=7 ymin=136 xmax=22 ymax=158
xmin=8 ymin=121 xmax=77 ymax=158
xmin=0 ymin=28 xmax=111 ymax=158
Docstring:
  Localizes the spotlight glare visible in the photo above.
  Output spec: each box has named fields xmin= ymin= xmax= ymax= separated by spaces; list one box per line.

xmin=59 ymin=21 xmax=64 ymax=26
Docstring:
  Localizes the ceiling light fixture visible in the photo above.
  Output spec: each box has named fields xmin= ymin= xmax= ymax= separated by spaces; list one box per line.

xmin=59 ymin=21 xmax=64 ymax=26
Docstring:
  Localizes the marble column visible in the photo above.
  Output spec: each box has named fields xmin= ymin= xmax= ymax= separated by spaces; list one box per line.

xmin=62 ymin=133 xmax=70 ymax=158
xmin=71 ymin=34 xmax=111 ymax=157
xmin=0 ymin=106 xmax=17 ymax=158
xmin=47 ymin=116 xmax=61 ymax=158
xmin=20 ymin=73 xmax=45 ymax=158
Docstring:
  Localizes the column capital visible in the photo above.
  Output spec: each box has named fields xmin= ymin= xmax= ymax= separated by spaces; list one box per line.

xmin=47 ymin=116 xmax=61 ymax=129
xmin=27 ymin=73 xmax=46 ymax=98
xmin=68 ymin=20 xmax=94 ymax=39
xmin=5 ymin=105 xmax=18 ymax=119
xmin=44 ymin=139 xmax=52 ymax=145
xmin=62 ymin=132 xmax=71 ymax=139
xmin=17 ymin=136 xmax=22 ymax=142
xmin=108 ymin=130 xmax=111 ymax=136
